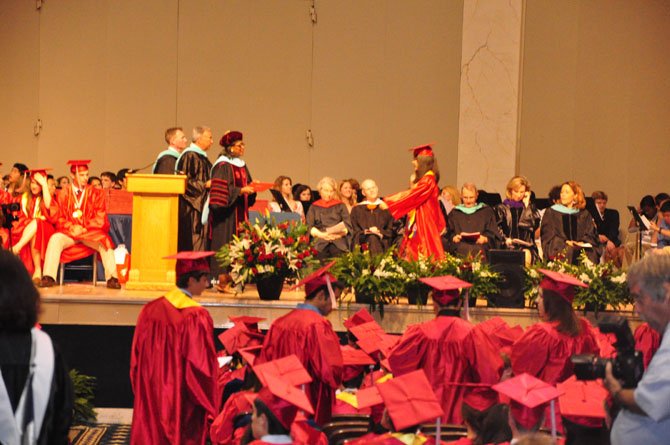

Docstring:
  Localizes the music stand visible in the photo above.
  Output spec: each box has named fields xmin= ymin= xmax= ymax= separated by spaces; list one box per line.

xmin=628 ymin=206 xmax=649 ymax=261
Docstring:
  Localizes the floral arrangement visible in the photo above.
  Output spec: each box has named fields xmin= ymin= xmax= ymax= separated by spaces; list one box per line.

xmin=524 ymin=251 xmax=631 ymax=311
xmin=451 ymin=254 xmax=503 ymax=302
xmin=216 ymin=217 xmax=318 ymax=288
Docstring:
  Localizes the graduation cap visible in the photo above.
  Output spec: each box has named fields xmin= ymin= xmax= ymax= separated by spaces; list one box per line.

xmin=218 ymin=323 xmax=264 ymax=355
xmin=462 ymin=386 xmax=499 ymax=412
xmin=256 ymin=371 xmax=314 ymax=429
xmin=219 ymin=130 xmax=243 ymax=148
xmin=348 ymin=321 xmax=393 ymax=357
xmin=408 ymin=143 xmax=434 ymax=158
xmin=492 ymin=373 xmax=562 ymax=434
xmin=229 ymin=315 xmax=266 ymax=328
xmin=163 ymin=251 xmax=215 ymax=278
xmin=291 ymin=261 xmax=340 ymax=308
xmin=67 ymin=159 xmax=91 ymax=173
xmin=252 ymin=355 xmax=313 ymax=387
xmin=418 ymin=275 xmax=472 ymax=306
xmin=376 ymin=369 xmax=444 ymax=431
xmin=238 ymin=345 xmax=264 ymax=366
xmin=538 ymin=269 xmax=588 ymax=304
xmin=341 ymin=345 xmax=376 ymax=366
xmin=343 ymin=308 xmax=376 ymax=330
xmin=557 ymin=376 xmax=607 ymax=420
xmin=356 ymin=385 xmax=384 ymax=410
xmin=26 ymin=168 xmax=52 ymax=179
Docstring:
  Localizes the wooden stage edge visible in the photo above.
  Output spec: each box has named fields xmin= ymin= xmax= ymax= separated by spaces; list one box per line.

xmin=39 ymin=283 xmax=642 ymax=334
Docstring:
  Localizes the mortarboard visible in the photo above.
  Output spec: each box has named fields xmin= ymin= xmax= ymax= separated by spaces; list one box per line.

xmin=291 ymin=261 xmax=340 ymax=307
xmin=376 ymin=369 xmax=444 ymax=431
xmin=238 ymin=345 xmax=264 ymax=366
xmin=408 ymin=143 xmax=434 ymax=158
xmin=356 ymin=385 xmax=384 ymax=410
xmin=419 ymin=275 xmax=472 ymax=306
xmin=349 ymin=321 xmax=390 ymax=357
xmin=67 ymin=160 xmax=91 ymax=173
xmin=492 ymin=373 xmax=562 ymax=431
xmin=538 ymin=269 xmax=588 ymax=304
xmin=462 ymin=387 xmax=499 ymax=412
xmin=26 ymin=168 xmax=52 ymax=179
xmin=219 ymin=130 xmax=243 ymax=148
xmin=341 ymin=345 xmax=376 ymax=366
xmin=557 ymin=376 xmax=607 ymax=420
xmin=217 ymin=323 xmax=264 ymax=355
xmin=163 ymin=251 xmax=214 ymax=278
xmin=256 ymin=372 xmax=314 ymax=429
xmin=343 ymin=307 xmax=376 ymax=330
xmin=252 ymin=355 xmax=313 ymax=387
xmin=229 ymin=315 xmax=266 ymax=328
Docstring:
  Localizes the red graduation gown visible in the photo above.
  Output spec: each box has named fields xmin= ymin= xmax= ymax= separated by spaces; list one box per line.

xmin=385 ymin=171 xmax=445 ymax=260
xmin=258 ymin=307 xmax=343 ymax=425
xmin=210 ymin=390 xmax=253 ymax=445
xmin=10 ymin=194 xmax=57 ymax=275
xmin=634 ymin=322 xmax=661 ymax=369
xmin=130 ymin=289 xmax=218 ymax=445
xmin=388 ymin=315 xmax=504 ymax=425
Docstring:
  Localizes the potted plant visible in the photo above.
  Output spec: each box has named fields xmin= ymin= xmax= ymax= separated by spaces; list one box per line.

xmin=400 ymin=255 xmax=460 ymax=305
xmin=216 ymin=216 xmax=318 ymax=300
xmin=451 ymin=253 xmax=503 ymax=307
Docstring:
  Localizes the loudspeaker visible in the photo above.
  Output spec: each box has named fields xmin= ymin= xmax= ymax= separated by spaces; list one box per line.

xmin=488 ymin=249 xmax=526 ymax=308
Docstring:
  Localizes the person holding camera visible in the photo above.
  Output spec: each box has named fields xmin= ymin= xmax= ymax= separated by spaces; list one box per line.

xmin=604 ymin=254 xmax=670 ymax=445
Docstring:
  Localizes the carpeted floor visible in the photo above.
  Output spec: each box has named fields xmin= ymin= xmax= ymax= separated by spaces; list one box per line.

xmin=69 ymin=424 xmax=131 ymax=445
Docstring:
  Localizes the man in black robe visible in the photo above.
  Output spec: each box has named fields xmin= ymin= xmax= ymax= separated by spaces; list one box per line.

xmin=350 ymin=179 xmax=394 ymax=254
xmin=176 ymin=126 xmax=213 ymax=251
xmin=206 ymin=131 xmax=256 ymax=284
xmin=445 ymin=183 xmax=500 ymax=258
xmin=153 ymin=127 xmax=188 ymax=174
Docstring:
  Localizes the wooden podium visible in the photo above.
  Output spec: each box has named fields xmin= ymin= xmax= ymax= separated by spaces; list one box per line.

xmin=125 ymin=173 xmax=186 ymax=290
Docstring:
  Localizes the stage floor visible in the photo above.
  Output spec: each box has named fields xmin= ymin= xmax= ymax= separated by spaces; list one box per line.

xmin=38 ymin=283 xmax=641 ymax=333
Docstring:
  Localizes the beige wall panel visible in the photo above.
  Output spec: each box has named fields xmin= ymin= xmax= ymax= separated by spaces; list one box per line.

xmin=520 ymin=0 xmax=670 ymax=215
xmin=104 ymin=0 xmax=180 ymax=172
xmin=176 ymin=0 xmax=313 ymax=185
xmin=311 ymin=0 xmax=463 ymax=194
xmin=38 ymin=1 xmax=107 ymax=176
xmin=0 ymin=2 xmax=39 ymax=168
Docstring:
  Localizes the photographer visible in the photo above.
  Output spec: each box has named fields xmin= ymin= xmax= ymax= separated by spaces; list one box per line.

xmin=604 ymin=255 xmax=670 ymax=444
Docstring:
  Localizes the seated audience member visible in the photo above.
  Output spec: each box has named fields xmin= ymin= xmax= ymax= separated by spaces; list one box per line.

xmin=589 ymin=190 xmax=624 ymax=265
xmin=440 ymin=184 xmax=461 ymax=217
xmin=1 ymin=174 xmax=9 ymax=191
xmin=115 ymin=168 xmax=131 ymax=190
xmin=350 ymin=179 xmax=393 ymax=255
xmin=540 ymin=181 xmax=601 ymax=264
xmin=446 ymin=183 xmax=500 ymax=258
xmin=306 ymin=177 xmax=351 ymax=260
xmin=130 ymin=251 xmax=218 ymax=445
xmin=495 ymin=175 xmax=541 ymax=264
xmin=46 ymin=174 xmax=56 ymax=196
xmin=460 ymin=398 xmax=512 ymax=445
xmin=38 ymin=160 xmax=121 ymax=289
xmin=292 ymin=183 xmax=313 ymax=216
xmin=0 ymin=249 xmax=74 ymax=444
xmin=6 ymin=163 xmax=29 ymax=200
xmin=100 ymin=171 xmax=117 ymax=189
xmin=56 ymin=175 xmax=69 ymax=189
xmin=339 ymin=179 xmax=358 ymax=213
xmin=9 ymin=169 xmax=57 ymax=283
xmin=604 ymin=254 xmax=670 ymax=445
xmin=269 ymin=175 xmax=304 ymax=217
xmin=88 ymin=176 xmax=102 ymax=189
xmin=655 ymin=192 xmax=670 ymax=210
xmin=650 ymin=200 xmax=670 ymax=251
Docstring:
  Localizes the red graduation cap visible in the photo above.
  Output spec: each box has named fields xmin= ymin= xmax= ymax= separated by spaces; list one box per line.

xmin=229 ymin=315 xmax=266 ymax=328
xmin=219 ymin=130 xmax=243 ymax=148
xmin=256 ymin=371 xmax=314 ymax=429
xmin=348 ymin=321 xmax=386 ymax=356
xmin=419 ymin=275 xmax=472 ymax=306
xmin=238 ymin=345 xmax=264 ymax=366
xmin=67 ymin=159 xmax=91 ymax=173
xmin=408 ymin=143 xmax=434 ymax=158
xmin=252 ymin=355 xmax=313 ymax=387
xmin=377 ymin=369 xmax=444 ymax=430
xmin=356 ymin=385 xmax=384 ymax=409
xmin=163 ymin=251 xmax=215 ymax=277
xmin=538 ymin=269 xmax=588 ymax=304
xmin=341 ymin=345 xmax=376 ymax=366
xmin=218 ymin=323 xmax=264 ymax=355
xmin=462 ymin=386 xmax=499 ymax=412
xmin=26 ymin=168 xmax=52 ymax=179
xmin=343 ymin=308 xmax=375 ymax=330
xmin=557 ymin=376 xmax=607 ymax=420
xmin=492 ymin=373 xmax=562 ymax=431
xmin=291 ymin=261 xmax=338 ymax=298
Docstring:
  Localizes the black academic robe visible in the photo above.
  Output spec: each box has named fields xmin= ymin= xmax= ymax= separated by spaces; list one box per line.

xmin=495 ymin=202 xmax=541 ymax=259
xmin=445 ymin=205 xmax=500 ymax=258
xmin=207 ymin=158 xmax=256 ymax=277
xmin=0 ymin=330 xmax=73 ymax=445
xmin=306 ymin=201 xmax=352 ymax=260
xmin=540 ymin=207 xmax=602 ymax=264
xmin=153 ymin=154 xmax=178 ymax=174
xmin=349 ymin=204 xmax=394 ymax=255
xmin=177 ymin=149 xmax=212 ymax=251
xmin=588 ymin=207 xmax=621 ymax=247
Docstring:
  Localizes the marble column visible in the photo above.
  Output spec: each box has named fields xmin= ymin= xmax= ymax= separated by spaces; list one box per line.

xmin=456 ymin=0 xmax=524 ymax=195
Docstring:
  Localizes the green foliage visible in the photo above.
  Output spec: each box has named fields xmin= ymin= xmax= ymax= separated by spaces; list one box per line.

xmin=69 ymin=369 xmax=97 ymax=424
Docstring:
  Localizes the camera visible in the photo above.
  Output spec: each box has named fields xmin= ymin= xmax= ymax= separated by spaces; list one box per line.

xmin=1 ymin=202 xmax=21 ymax=229
xmin=571 ymin=315 xmax=644 ymax=388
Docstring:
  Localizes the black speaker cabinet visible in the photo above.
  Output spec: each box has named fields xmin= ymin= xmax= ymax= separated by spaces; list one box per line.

xmin=488 ymin=249 xmax=526 ymax=308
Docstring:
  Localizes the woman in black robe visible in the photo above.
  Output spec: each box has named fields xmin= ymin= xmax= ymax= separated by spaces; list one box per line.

xmin=495 ymin=175 xmax=541 ymax=264
xmin=306 ymin=176 xmax=352 ymax=261
xmin=540 ymin=181 xmax=601 ymax=264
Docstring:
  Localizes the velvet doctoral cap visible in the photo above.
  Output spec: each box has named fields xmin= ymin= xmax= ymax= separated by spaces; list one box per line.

xmin=219 ymin=130 xmax=243 ymax=148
